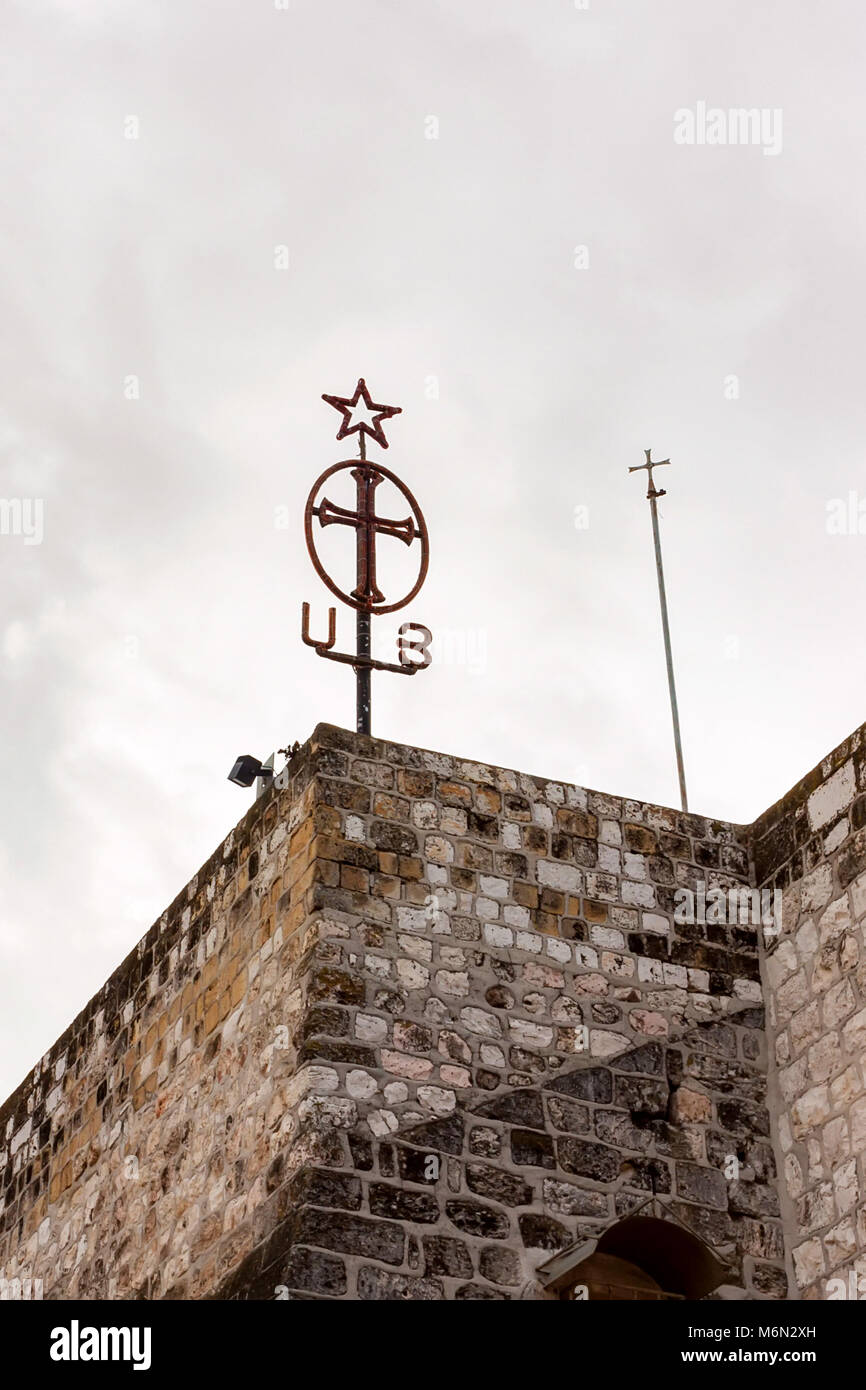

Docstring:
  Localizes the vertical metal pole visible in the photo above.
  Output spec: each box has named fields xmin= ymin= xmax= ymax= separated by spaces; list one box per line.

xmin=356 ymin=432 xmax=372 ymax=736
xmin=648 ymin=494 xmax=688 ymax=812
xmin=356 ymin=610 xmax=371 ymax=735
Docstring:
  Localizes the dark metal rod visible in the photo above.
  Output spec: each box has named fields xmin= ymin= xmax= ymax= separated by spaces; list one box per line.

xmin=648 ymin=495 xmax=688 ymax=812
xmin=356 ymin=610 xmax=371 ymax=734
xmin=355 ymin=430 xmax=372 ymax=735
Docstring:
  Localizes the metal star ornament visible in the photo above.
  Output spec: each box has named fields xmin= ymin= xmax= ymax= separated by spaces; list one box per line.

xmin=322 ymin=378 xmax=402 ymax=450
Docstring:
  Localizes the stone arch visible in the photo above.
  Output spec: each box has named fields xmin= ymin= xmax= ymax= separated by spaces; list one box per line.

xmin=536 ymin=1212 xmax=730 ymax=1301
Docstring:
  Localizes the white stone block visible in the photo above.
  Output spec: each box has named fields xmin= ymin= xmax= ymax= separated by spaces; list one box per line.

xmin=483 ymin=923 xmax=514 ymax=949
xmin=537 ymin=860 xmax=582 ymax=894
xmin=807 ymin=761 xmax=856 ymax=830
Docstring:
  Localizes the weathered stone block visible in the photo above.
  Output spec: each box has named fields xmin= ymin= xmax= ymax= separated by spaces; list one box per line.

xmin=292 ymin=1210 xmax=405 ymax=1266
xmin=281 ymin=1247 xmax=347 ymax=1296
xmin=369 ymin=1183 xmax=440 ymax=1223
xmin=510 ymin=1128 xmax=555 ymax=1168
xmin=465 ymin=1163 xmax=533 ymax=1207
xmin=557 ymin=1137 xmax=620 ymax=1182
xmin=445 ymin=1200 xmax=511 ymax=1239
xmin=422 ymin=1235 xmax=474 ymax=1278
xmin=357 ymin=1267 xmax=444 ymax=1300
xmin=478 ymin=1245 xmax=521 ymax=1286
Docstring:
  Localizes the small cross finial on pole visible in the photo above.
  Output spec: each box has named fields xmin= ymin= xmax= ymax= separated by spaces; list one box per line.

xmin=628 ymin=448 xmax=671 ymax=500
xmin=628 ymin=448 xmax=689 ymax=812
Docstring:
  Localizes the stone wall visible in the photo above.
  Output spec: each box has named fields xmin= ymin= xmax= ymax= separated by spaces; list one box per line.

xmin=0 ymin=724 xmax=793 ymax=1300
xmin=212 ymin=727 xmax=781 ymax=1299
xmin=0 ymin=744 xmax=324 ymax=1298
xmin=754 ymin=725 xmax=866 ymax=1300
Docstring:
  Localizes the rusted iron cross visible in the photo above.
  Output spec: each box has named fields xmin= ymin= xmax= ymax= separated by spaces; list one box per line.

xmin=302 ymin=379 xmax=431 ymax=737
xmin=312 ymin=444 xmax=419 ymax=609
xmin=628 ymin=448 xmax=670 ymax=499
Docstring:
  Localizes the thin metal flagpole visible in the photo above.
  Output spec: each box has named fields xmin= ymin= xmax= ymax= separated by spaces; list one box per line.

xmin=629 ymin=449 xmax=689 ymax=812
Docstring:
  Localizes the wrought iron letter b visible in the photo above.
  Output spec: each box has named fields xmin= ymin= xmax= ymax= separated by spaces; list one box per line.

xmin=398 ymin=622 xmax=432 ymax=668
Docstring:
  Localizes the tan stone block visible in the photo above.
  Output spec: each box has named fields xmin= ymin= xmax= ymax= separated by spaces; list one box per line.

xmin=380 ymin=1050 xmax=433 ymax=1080
xmin=850 ymin=1094 xmax=866 ymax=1149
xmin=811 ymin=944 xmax=837 ymax=996
xmin=792 ymin=1238 xmax=824 ymax=1288
xmin=289 ymin=817 xmax=315 ymax=856
xmin=850 ymin=869 xmax=866 ymax=921
xmin=806 ymin=1137 xmax=824 ymax=1182
xmin=315 ymin=805 xmax=341 ymax=835
xmin=514 ymin=881 xmax=539 ymax=909
xmin=784 ymin=1152 xmax=804 ymax=1199
xmin=782 ymin=883 xmax=802 ymax=935
xmin=790 ymin=1001 xmax=822 ymax=1054
xmin=779 ymin=1057 xmax=807 ymax=1102
xmin=438 ymin=781 xmax=472 ymax=809
xmin=833 ymin=1159 xmax=858 ymax=1216
xmin=818 ymin=893 xmax=852 ymax=945
xmin=825 ymin=1219 xmax=856 ymax=1268
xmin=340 ymin=865 xmax=369 ymax=893
xmin=373 ymin=792 xmax=409 ymax=821
xmin=371 ymin=874 xmax=400 ymax=899
xmin=824 ymin=977 xmax=856 ymax=1028
xmin=541 ymin=887 xmax=565 ymax=915
xmin=839 ymin=932 xmax=859 ymax=973
xmin=313 ymin=858 xmax=340 ymax=888
xmin=589 ymin=1030 xmax=631 ymax=1058
xmin=574 ymin=972 xmax=607 ymax=996
xmin=397 ymin=769 xmax=435 ymax=798
xmin=412 ymin=800 xmax=439 ymax=829
xmin=824 ymin=1115 xmax=851 ymax=1164
xmin=796 ymin=916 xmax=818 ymax=960
xmin=630 ymin=1009 xmax=669 ymax=1037
xmin=670 ymin=1088 xmax=711 ymax=1124
xmin=475 ymin=785 xmax=501 ymax=815
xmin=791 ymin=1084 xmax=830 ymax=1137
xmin=808 ymin=1033 xmax=840 ymax=1083
xmin=842 ymin=1006 xmax=866 ymax=1052
xmin=766 ymin=939 xmax=798 ymax=989
xmin=398 ymin=855 xmax=424 ymax=879
xmin=777 ymin=969 xmax=809 ymax=1019
xmin=801 ymin=863 xmax=833 ymax=913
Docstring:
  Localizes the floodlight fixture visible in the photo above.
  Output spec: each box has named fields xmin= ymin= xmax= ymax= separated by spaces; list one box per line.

xmin=227 ymin=754 xmax=272 ymax=789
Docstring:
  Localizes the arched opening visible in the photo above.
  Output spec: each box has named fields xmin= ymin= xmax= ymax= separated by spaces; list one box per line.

xmin=536 ymin=1213 xmax=730 ymax=1301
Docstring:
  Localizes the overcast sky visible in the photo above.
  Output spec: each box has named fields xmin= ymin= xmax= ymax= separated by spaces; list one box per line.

xmin=2 ymin=0 xmax=865 ymax=1100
